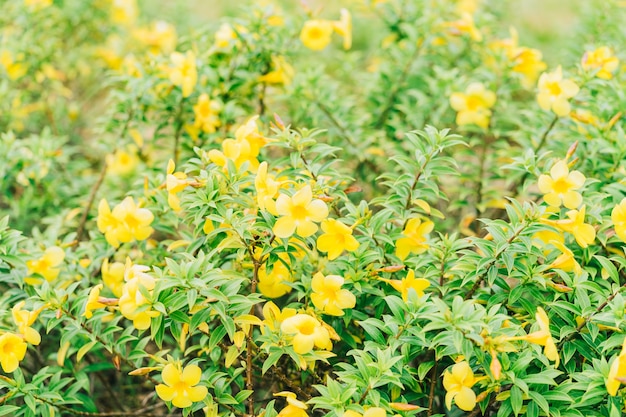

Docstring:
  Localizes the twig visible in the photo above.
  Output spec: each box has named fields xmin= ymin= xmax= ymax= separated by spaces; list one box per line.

xmin=74 ymin=161 xmax=108 ymax=246
xmin=374 ymin=43 xmax=424 ymax=129
xmin=426 ymin=358 xmax=438 ymax=416
xmin=313 ymin=100 xmax=357 ymax=148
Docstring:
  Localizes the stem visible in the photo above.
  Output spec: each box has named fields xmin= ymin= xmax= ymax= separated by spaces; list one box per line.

xmin=246 ymin=255 xmax=261 ymax=417
xmin=74 ymin=161 xmax=108 ymax=246
xmin=300 ymin=153 xmax=318 ymax=182
xmin=314 ymin=100 xmax=357 ymax=148
xmin=173 ymin=97 xmax=186 ymax=166
xmin=464 ymin=221 xmax=529 ymax=300
xmin=426 ymin=358 xmax=438 ymax=416
xmin=510 ymin=115 xmax=559 ymax=193
xmin=374 ymin=43 xmax=424 ymax=129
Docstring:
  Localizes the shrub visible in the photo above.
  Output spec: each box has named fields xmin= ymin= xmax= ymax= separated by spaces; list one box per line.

xmin=1 ymin=1 xmax=626 ymax=416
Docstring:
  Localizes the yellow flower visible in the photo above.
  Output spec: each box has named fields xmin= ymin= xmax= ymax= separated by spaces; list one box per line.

xmin=444 ymin=13 xmax=482 ymax=42
xmin=511 ymin=47 xmax=547 ymax=89
xmin=443 ymin=361 xmax=477 ymax=411
xmin=193 ymin=93 xmax=221 ymax=133
xmin=262 ymin=301 xmax=297 ymax=333
xmin=0 ymin=50 xmax=27 ymax=80
xmin=259 ymin=56 xmax=295 ymax=85
xmin=83 ymin=284 xmax=107 ymax=319
xmin=543 ymin=206 xmax=595 ymax=248
xmin=106 ymin=147 xmax=139 ymax=176
xmin=119 ymin=263 xmax=159 ymax=330
xmin=537 ymin=66 xmax=580 ymax=117
xmin=310 ymin=272 xmax=356 ymax=316
xmin=132 ymin=21 xmax=177 ymax=55
xmin=24 ymin=0 xmax=52 ymax=9
xmin=12 ymin=301 xmax=43 ymax=345
xmin=612 ymin=198 xmax=626 ymax=242
xmin=449 ymin=83 xmax=496 ymax=128
xmin=235 ymin=115 xmax=270 ymax=156
xmin=547 ymin=240 xmax=582 ymax=276
xmin=316 ymin=219 xmax=359 ymax=260
xmin=275 ymin=391 xmax=308 ymax=417
xmin=395 ymin=218 xmax=434 ymax=260
xmin=273 ymin=186 xmax=329 ymax=238
xmin=111 ymin=0 xmax=137 ymax=26
xmin=255 ymin=161 xmax=279 ymax=214
xmin=332 ymin=9 xmax=352 ymax=50
xmin=537 ymin=159 xmax=585 ymax=209
xmin=25 ymin=246 xmax=65 ymax=285
xmin=582 ymin=47 xmax=619 ymax=80
xmin=258 ymin=258 xmax=294 ymax=298
xmin=380 ymin=270 xmax=430 ymax=301
xmin=510 ymin=307 xmax=559 ymax=366
xmin=97 ymin=197 xmax=154 ymax=248
xmin=0 ymin=332 xmax=27 ymax=373
xmin=102 ymin=259 xmax=125 ymax=297
xmin=281 ymin=314 xmax=332 ymax=354
xmin=208 ymin=137 xmax=258 ymax=172
xmin=169 ymin=51 xmax=197 ymax=98
xmin=166 ymin=159 xmax=189 ymax=212
xmin=300 ymin=20 xmax=334 ymax=51
xmin=214 ymin=23 xmax=238 ymax=50
xmin=607 ymin=337 xmax=626 ymax=396
xmin=156 ymin=363 xmax=208 ymax=408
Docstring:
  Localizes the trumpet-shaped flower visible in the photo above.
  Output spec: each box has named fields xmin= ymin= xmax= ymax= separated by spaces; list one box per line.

xmin=119 ymin=264 xmax=159 ymax=330
xmin=449 ymin=83 xmax=496 ymax=128
xmin=214 ymin=23 xmax=238 ymax=50
xmin=316 ymin=219 xmax=359 ymax=260
xmin=443 ymin=361 xmax=477 ymax=411
xmin=0 ymin=50 xmax=27 ymax=80
xmin=255 ymin=161 xmax=279 ymax=214
xmin=132 ymin=21 xmax=177 ymax=55
xmin=310 ymin=272 xmax=356 ymax=316
xmin=543 ymin=206 xmax=595 ymax=248
xmin=97 ymin=197 xmax=154 ymax=248
xmin=380 ymin=270 xmax=430 ymax=301
xmin=83 ymin=284 xmax=107 ymax=319
xmin=607 ymin=338 xmax=626 ymax=396
xmin=275 ymin=391 xmax=308 ymax=417
xmin=281 ymin=314 xmax=332 ymax=354
xmin=258 ymin=258 xmax=294 ymax=298
xmin=444 ymin=13 xmax=482 ymax=42
xmin=273 ymin=186 xmax=329 ymax=238
xmin=395 ymin=218 xmax=434 ymax=260
xmin=111 ymin=0 xmax=137 ymax=26
xmin=207 ymin=124 xmax=262 ymax=173
xmin=166 ymin=159 xmax=189 ymax=212
xmin=582 ymin=47 xmax=619 ymax=80
xmin=156 ymin=363 xmax=208 ymax=408
xmin=611 ymin=198 xmax=626 ymax=242
xmin=12 ymin=301 xmax=43 ymax=345
xmin=262 ymin=301 xmax=297 ymax=333
xmin=193 ymin=93 xmax=221 ymax=133
xmin=512 ymin=47 xmax=547 ymax=88
xmin=25 ymin=246 xmax=65 ymax=285
xmin=169 ymin=51 xmax=197 ymax=98
xmin=106 ymin=147 xmax=139 ymax=176
xmin=0 ymin=332 xmax=27 ymax=373
xmin=300 ymin=20 xmax=334 ymax=51
xmin=510 ymin=307 xmax=559 ymax=366
xmin=259 ymin=56 xmax=294 ymax=85
xmin=102 ymin=259 xmax=125 ymax=297
xmin=332 ymin=9 xmax=352 ymax=50
xmin=547 ymin=240 xmax=582 ymax=276
xmin=235 ymin=116 xmax=270 ymax=156
xmin=537 ymin=66 xmax=579 ymax=117
xmin=537 ymin=159 xmax=585 ymax=209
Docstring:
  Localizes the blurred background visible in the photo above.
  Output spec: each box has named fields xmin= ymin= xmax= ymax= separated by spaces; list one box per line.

xmin=141 ymin=0 xmax=600 ymax=66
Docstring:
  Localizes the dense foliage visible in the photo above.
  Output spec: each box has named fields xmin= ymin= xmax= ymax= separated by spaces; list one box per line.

xmin=1 ymin=0 xmax=626 ymax=416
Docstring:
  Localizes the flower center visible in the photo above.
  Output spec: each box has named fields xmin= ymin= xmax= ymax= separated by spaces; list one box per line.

xmin=546 ymin=81 xmax=562 ymax=96
xmin=552 ymin=177 xmax=571 ymax=194
xmin=466 ymin=95 xmax=483 ymax=111
xmin=291 ymin=204 xmax=309 ymax=222
xmin=298 ymin=321 xmax=316 ymax=335
xmin=309 ymin=27 xmax=323 ymax=40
